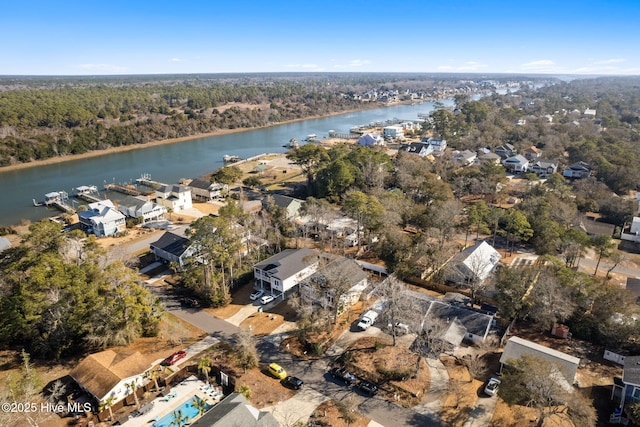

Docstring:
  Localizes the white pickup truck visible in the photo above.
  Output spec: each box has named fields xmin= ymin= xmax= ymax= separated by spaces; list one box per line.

xmin=357 ymin=310 xmax=379 ymax=330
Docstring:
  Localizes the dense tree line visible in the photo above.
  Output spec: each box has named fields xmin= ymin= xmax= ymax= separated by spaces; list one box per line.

xmin=0 ymin=221 xmax=162 ymax=359
xmin=0 ymin=73 xmax=550 ymax=167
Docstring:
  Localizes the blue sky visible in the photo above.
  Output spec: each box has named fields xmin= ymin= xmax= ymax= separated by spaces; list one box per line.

xmin=2 ymin=0 xmax=639 ymax=76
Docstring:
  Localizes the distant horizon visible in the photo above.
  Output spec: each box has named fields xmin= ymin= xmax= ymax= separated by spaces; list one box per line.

xmin=2 ymin=0 xmax=639 ymax=76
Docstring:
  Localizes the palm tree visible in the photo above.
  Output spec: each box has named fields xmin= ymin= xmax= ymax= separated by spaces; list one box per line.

xmin=192 ymin=396 xmax=208 ymax=417
xmin=126 ymin=380 xmax=140 ymax=408
xmin=169 ymin=409 xmax=189 ymax=427
xmin=99 ymin=396 xmax=116 ymax=421
xmin=151 ymin=369 xmax=162 ymax=392
xmin=197 ymin=357 xmax=212 ymax=384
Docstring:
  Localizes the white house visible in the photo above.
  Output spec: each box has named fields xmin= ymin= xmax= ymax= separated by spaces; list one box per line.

xmin=117 ymin=195 xmax=167 ymax=223
xmin=383 ymin=125 xmax=404 ymax=139
xmin=426 ymin=138 xmax=447 ymax=156
xmin=563 ymin=161 xmax=592 ymax=179
xmin=446 ymin=241 xmax=501 ymax=285
xmin=77 ymin=199 xmax=126 ymax=237
xmin=357 ymin=133 xmax=385 ymax=147
xmin=452 ymin=150 xmax=477 ymax=166
xmin=155 ymin=184 xmax=192 ymax=212
xmin=253 ymin=248 xmax=321 ymax=297
xmin=503 ymin=154 xmax=530 ymax=173
xmin=69 ymin=350 xmax=152 ymax=408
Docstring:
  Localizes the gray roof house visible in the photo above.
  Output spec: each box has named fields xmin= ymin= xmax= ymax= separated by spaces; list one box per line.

xmin=423 ymin=300 xmax=494 ymax=346
xmin=150 ymin=230 xmax=195 ymax=267
xmin=253 ymin=248 xmax=321 ymax=297
xmin=190 ymin=392 xmax=280 ymax=427
xmin=400 ymin=142 xmax=434 ymax=157
xmin=117 ymin=195 xmax=167 ymax=223
xmin=500 ymin=336 xmax=580 ymax=387
xmin=563 ymin=161 xmax=592 ymax=179
xmin=452 ymin=150 xmax=477 ymax=166
xmin=530 ymin=159 xmax=559 ymax=176
xmin=446 ymin=241 xmax=501 ymax=285
xmin=495 ymin=143 xmax=516 ymax=159
xmin=300 ymin=255 xmax=368 ymax=310
xmin=503 ymin=154 xmax=529 ymax=173
xmin=188 ymin=178 xmax=226 ymax=201
xmin=268 ymin=194 xmax=305 ymax=219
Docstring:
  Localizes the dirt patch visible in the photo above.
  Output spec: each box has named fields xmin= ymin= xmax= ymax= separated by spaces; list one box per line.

xmin=204 ymin=281 xmax=256 ymax=319
xmin=341 ymin=337 xmax=430 ymax=406
xmin=235 ymin=366 xmax=296 ymax=408
xmin=439 ymin=355 xmax=481 ymax=427
xmin=308 ymin=399 xmax=371 ymax=427
xmin=239 ymin=298 xmax=298 ymax=336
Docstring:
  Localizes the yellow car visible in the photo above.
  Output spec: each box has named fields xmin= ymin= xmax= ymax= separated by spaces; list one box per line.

xmin=269 ymin=363 xmax=287 ymax=379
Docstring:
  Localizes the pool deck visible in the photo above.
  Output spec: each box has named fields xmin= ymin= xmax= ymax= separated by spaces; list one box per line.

xmin=119 ymin=376 xmax=222 ymax=427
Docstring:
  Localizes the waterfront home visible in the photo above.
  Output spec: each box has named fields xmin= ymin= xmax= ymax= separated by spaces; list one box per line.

xmin=253 ymin=248 xmax=321 ymax=298
xmin=383 ymin=125 xmax=404 ymax=139
xmin=69 ymin=350 xmax=152 ymax=409
xmin=188 ymin=178 xmax=226 ymax=201
xmin=155 ymin=184 xmax=193 ymax=213
xmin=77 ymin=200 xmax=126 ymax=237
xmin=117 ymin=195 xmax=167 ymax=223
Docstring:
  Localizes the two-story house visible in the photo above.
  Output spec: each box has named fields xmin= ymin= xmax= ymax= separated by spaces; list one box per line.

xmin=253 ymin=248 xmax=321 ymax=298
xmin=155 ymin=184 xmax=193 ymax=212
xmin=117 ymin=195 xmax=167 ymax=223
xmin=77 ymin=199 xmax=127 ymax=237
xmin=563 ymin=161 xmax=592 ymax=179
xmin=399 ymin=142 xmax=434 ymax=157
xmin=187 ymin=178 xmax=226 ymax=201
xmin=503 ymin=154 xmax=530 ymax=173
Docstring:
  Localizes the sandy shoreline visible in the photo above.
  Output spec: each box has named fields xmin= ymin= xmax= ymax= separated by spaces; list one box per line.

xmin=0 ymin=103 xmax=398 ymax=173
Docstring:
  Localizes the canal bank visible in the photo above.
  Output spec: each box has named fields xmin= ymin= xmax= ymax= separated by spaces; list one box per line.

xmin=0 ymin=99 xmax=455 ymax=227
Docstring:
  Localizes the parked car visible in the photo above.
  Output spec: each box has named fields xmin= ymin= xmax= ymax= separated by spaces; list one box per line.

xmin=249 ymin=289 xmax=265 ymax=301
xmin=329 ymin=367 xmax=357 ymax=386
xmin=164 ymin=350 xmax=187 ymax=366
xmin=260 ymin=294 xmax=275 ymax=305
xmin=356 ymin=310 xmax=379 ymax=331
xmin=181 ymin=297 xmax=200 ymax=308
xmin=357 ymin=380 xmax=378 ymax=396
xmin=281 ymin=376 xmax=304 ymax=390
xmin=269 ymin=363 xmax=288 ymax=379
xmin=484 ymin=377 xmax=501 ymax=396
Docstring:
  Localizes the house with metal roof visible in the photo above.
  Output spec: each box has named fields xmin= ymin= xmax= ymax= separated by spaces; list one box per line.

xmin=77 ymin=199 xmax=126 ymax=237
xmin=156 ymin=184 xmax=193 ymax=212
xmin=503 ymin=154 xmax=530 ymax=173
xmin=500 ymin=336 xmax=580 ymax=386
xmin=117 ymin=195 xmax=167 ymax=223
xmin=253 ymin=248 xmax=321 ymax=298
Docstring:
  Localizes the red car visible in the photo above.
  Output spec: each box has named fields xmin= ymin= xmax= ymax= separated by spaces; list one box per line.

xmin=164 ymin=350 xmax=187 ymax=365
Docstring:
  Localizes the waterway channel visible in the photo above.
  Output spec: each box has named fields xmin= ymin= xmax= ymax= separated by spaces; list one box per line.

xmin=0 ymin=99 xmax=459 ymax=226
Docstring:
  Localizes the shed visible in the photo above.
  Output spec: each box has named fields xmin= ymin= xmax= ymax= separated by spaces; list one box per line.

xmin=500 ymin=336 xmax=580 ymax=385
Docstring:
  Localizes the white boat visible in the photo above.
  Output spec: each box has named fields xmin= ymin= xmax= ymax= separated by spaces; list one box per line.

xmin=285 ymin=138 xmax=299 ymax=149
xmin=223 ymin=154 xmax=240 ymax=163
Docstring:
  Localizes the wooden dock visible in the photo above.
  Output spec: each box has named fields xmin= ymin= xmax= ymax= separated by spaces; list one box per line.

xmin=135 ymin=173 xmax=166 ymax=190
xmin=104 ymin=183 xmax=143 ymax=196
xmin=74 ymin=185 xmax=101 ymax=204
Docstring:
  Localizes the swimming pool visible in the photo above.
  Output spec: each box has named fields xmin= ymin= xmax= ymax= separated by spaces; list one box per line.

xmin=153 ymin=395 xmax=208 ymax=427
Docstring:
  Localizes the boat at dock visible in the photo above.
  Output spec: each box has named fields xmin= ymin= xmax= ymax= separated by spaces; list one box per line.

xmin=283 ymin=138 xmax=299 ymax=149
xmin=33 ymin=191 xmax=75 ymax=214
xmin=304 ymin=134 xmax=317 ymax=142
xmin=73 ymin=185 xmax=102 ymax=203
xmin=223 ymin=154 xmax=241 ymax=163
xmin=135 ymin=173 xmax=166 ymax=190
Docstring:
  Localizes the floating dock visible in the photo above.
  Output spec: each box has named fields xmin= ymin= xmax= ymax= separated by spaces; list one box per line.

xmin=135 ymin=173 xmax=166 ymax=190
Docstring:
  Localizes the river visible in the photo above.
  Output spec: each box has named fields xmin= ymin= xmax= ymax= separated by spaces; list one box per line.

xmin=0 ymin=99 xmax=460 ymax=226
